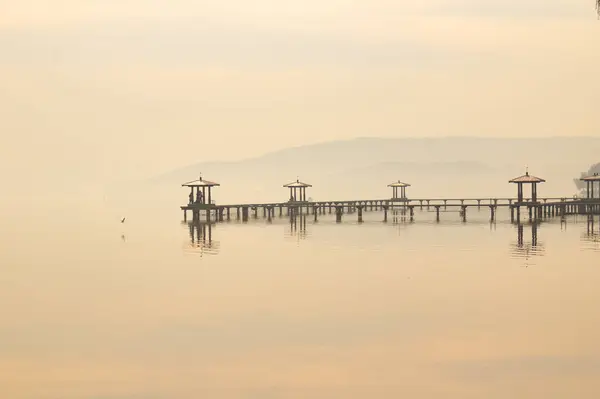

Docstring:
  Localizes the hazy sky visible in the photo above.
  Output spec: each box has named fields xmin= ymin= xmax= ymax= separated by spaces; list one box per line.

xmin=1 ymin=0 xmax=599 ymax=182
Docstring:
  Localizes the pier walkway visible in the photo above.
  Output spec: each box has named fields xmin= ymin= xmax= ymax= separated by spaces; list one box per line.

xmin=182 ymin=197 xmax=600 ymax=224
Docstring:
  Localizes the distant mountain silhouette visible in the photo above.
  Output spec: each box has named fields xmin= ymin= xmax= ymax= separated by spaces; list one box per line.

xmin=153 ymin=137 xmax=600 ymax=202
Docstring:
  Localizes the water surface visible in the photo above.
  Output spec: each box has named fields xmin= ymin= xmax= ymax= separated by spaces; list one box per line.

xmin=1 ymin=201 xmax=599 ymax=398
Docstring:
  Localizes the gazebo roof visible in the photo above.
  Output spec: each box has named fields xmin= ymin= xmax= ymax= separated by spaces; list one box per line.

xmin=581 ymin=173 xmax=600 ymax=182
xmin=509 ymin=171 xmax=545 ymax=184
xmin=182 ymin=175 xmax=220 ymax=187
xmin=388 ymin=180 xmax=411 ymax=188
xmin=283 ymin=179 xmax=312 ymax=188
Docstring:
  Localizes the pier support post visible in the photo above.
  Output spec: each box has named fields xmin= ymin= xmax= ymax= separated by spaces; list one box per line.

xmin=528 ymin=206 xmax=532 ymax=222
xmin=357 ymin=206 xmax=363 ymax=223
xmin=313 ymin=206 xmax=318 ymax=222
xmin=335 ymin=206 xmax=343 ymax=223
xmin=383 ymin=206 xmax=388 ymax=222
xmin=226 ymin=207 xmax=230 ymax=221
xmin=435 ymin=206 xmax=441 ymax=222
xmin=242 ymin=206 xmax=249 ymax=222
xmin=184 ymin=210 xmax=187 ymax=222
xmin=490 ymin=205 xmax=495 ymax=222
xmin=510 ymin=206 xmax=514 ymax=223
xmin=461 ymin=206 xmax=467 ymax=222
xmin=409 ymin=206 xmax=414 ymax=222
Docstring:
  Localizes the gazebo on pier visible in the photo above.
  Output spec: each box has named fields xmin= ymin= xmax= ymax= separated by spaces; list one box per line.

xmin=581 ymin=173 xmax=600 ymax=199
xmin=182 ymin=175 xmax=220 ymax=208
xmin=284 ymin=179 xmax=312 ymax=202
xmin=388 ymin=180 xmax=411 ymax=202
xmin=509 ymin=170 xmax=545 ymax=204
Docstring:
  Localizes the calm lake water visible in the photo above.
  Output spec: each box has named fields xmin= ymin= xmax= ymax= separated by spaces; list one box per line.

xmin=2 ymin=199 xmax=600 ymax=398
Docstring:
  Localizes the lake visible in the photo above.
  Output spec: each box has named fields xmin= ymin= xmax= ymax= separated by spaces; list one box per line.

xmin=1 ymin=200 xmax=600 ymax=398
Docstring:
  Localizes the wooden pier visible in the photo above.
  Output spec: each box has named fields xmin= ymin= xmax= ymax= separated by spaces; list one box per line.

xmin=180 ymin=172 xmax=600 ymax=225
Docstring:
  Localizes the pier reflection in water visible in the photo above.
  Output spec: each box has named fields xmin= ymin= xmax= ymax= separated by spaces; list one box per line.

xmin=510 ymin=222 xmax=545 ymax=265
xmin=390 ymin=208 xmax=411 ymax=224
xmin=184 ymin=221 xmax=220 ymax=256
xmin=285 ymin=214 xmax=309 ymax=241
xmin=177 ymin=206 xmax=600 ymax=265
xmin=180 ymin=209 xmax=600 ymax=260
xmin=581 ymin=215 xmax=600 ymax=251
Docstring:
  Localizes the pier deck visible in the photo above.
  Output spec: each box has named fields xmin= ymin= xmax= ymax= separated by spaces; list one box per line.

xmin=182 ymin=197 xmax=568 ymax=210
xmin=182 ymin=197 xmax=600 ymax=224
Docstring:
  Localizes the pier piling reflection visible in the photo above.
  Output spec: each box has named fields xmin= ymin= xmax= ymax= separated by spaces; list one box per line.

xmin=511 ymin=222 xmax=545 ymax=264
xmin=184 ymin=221 xmax=220 ymax=256
xmin=582 ymin=215 xmax=600 ymax=249
xmin=286 ymin=214 xmax=308 ymax=240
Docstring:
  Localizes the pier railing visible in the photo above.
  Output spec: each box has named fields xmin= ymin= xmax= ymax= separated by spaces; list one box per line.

xmin=183 ymin=196 xmax=568 ymax=210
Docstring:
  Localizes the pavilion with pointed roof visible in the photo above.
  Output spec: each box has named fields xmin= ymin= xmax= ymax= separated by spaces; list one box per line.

xmin=182 ymin=174 xmax=220 ymax=207
xmin=581 ymin=173 xmax=600 ymax=199
xmin=284 ymin=179 xmax=312 ymax=202
xmin=509 ymin=169 xmax=545 ymax=203
xmin=388 ymin=180 xmax=411 ymax=202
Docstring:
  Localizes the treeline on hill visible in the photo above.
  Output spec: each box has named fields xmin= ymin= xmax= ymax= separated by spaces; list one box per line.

xmin=574 ymin=162 xmax=600 ymax=193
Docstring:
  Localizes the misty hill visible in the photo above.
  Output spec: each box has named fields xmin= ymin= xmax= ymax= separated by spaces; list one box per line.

xmin=153 ymin=137 xmax=600 ymax=203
